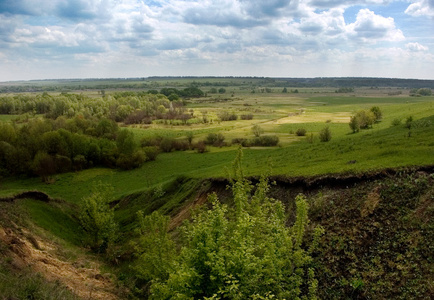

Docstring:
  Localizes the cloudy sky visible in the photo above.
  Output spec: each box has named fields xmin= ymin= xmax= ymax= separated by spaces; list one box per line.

xmin=0 ymin=0 xmax=433 ymax=81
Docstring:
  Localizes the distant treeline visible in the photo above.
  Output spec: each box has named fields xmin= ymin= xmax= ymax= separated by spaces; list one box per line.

xmin=1 ymin=77 xmax=433 ymax=93
xmin=0 ymin=91 xmax=195 ymax=124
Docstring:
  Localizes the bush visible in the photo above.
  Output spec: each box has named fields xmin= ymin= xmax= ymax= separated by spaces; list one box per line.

xmin=391 ymin=118 xmax=402 ymax=127
xmin=116 ymin=150 xmax=146 ymax=170
xmin=416 ymin=88 xmax=432 ymax=96
xmin=250 ymin=135 xmax=279 ymax=146
xmin=205 ymin=133 xmax=225 ymax=147
xmin=295 ymin=128 xmax=307 ymax=136
xmin=240 ymin=113 xmax=253 ymax=120
xmin=141 ymin=136 xmax=161 ymax=147
xmin=319 ymin=126 xmax=332 ymax=142
xmin=349 ymin=110 xmax=375 ymax=132
xmin=370 ymin=106 xmax=382 ymax=122
xmin=231 ymin=138 xmax=247 ymax=145
xmin=159 ymin=137 xmax=175 ymax=152
xmin=306 ymin=133 xmax=315 ymax=143
xmin=142 ymin=146 xmax=159 ymax=161
xmin=251 ymin=124 xmax=264 ymax=137
xmin=194 ymin=140 xmax=208 ymax=153
xmin=144 ymin=155 xmax=324 ymax=299
xmin=79 ymin=183 xmax=117 ymax=253
xmin=405 ymin=116 xmax=413 ymax=129
xmin=218 ymin=111 xmax=238 ymax=121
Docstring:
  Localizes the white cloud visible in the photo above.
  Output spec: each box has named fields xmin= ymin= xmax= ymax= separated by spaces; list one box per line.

xmin=1 ymin=0 xmax=433 ymax=80
xmin=309 ymin=0 xmax=392 ymax=9
xmin=346 ymin=9 xmax=404 ymax=42
xmin=405 ymin=0 xmax=434 ymax=17
xmin=406 ymin=42 xmax=429 ymax=51
xmin=298 ymin=8 xmax=346 ymax=36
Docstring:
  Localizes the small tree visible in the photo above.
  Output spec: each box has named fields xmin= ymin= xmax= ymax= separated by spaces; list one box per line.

xmin=149 ymin=149 xmax=324 ymax=299
xmin=32 ymin=151 xmax=56 ymax=182
xmin=319 ymin=126 xmax=332 ymax=142
xmin=296 ymin=128 xmax=307 ymax=136
xmin=405 ymin=116 xmax=413 ymax=129
xmin=349 ymin=115 xmax=360 ymax=133
xmin=134 ymin=210 xmax=175 ymax=282
xmin=370 ymin=106 xmax=382 ymax=122
xmin=185 ymin=131 xmax=194 ymax=147
xmin=251 ymin=124 xmax=264 ymax=137
xmin=79 ymin=182 xmax=117 ymax=252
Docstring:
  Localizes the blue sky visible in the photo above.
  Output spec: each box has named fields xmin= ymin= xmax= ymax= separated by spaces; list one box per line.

xmin=0 ymin=0 xmax=433 ymax=81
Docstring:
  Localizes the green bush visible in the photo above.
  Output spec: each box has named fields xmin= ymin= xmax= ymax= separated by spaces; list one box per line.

xmin=205 ymin=133 xmax=225 ymax=147
xmin=142 ymin=146 xmax=159 ymax=161
xmin=319 ymin=126 xmax=332 ymax=142
xmin=79 ymin=182 xmax=117 ymax=253
xmin=194 ymin=140 xmax=208 ymax=153
xmin=240 ymin=113 xmax=253 ymax=120
xmin=218 ymin=111 xmax=238 ymax=121
xmin=140 ymin=154 xmax=324 ymax=299
xmin=296 ymin=128 xmax=307 ymax=136
xmin=391 ymin=118 xmax=401 ymax=127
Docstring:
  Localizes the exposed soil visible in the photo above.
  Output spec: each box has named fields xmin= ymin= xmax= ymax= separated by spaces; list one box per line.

xmin=0 ymin=223 xmax=122 ymax=299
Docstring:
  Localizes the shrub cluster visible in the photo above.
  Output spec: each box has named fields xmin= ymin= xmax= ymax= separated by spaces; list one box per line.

xmin=0 ymin=117 xmax=156 ymax=181
xmin=218 ymin=111 xmax=238 ymax=121
xmin=410 ymin=88 xmax=432 ymax=96
xmin=240 ymin=113 xmax=253 ymax=120
xmin=232 ymin=135 xmax=280 ymax=147
xmin=349 ymin=106 xmax=382 ymax=133
xmin=141 ymin=136 xmax=189 ymax=153
xmin=132 ymin=155 xmax=324 ymax=299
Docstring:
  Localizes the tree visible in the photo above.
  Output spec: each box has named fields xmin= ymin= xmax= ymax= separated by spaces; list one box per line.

xmin=319 ymin=126 xmax=332 ymax=142
xmin=370 ymin=106 xmax=382 ymax=122
xmin=185 ymin=131 xmax=194 ymax=147
xmin=116 ymin=129 xmax=136 ymax=155
xmin=149 ymin=150 xmax=324 ymax=299
xmin=134 ymin=211 xmax=175 ymax=282
xmin=218 ymin=87 xmax=226 ymax=94
xmin=32 ymin=151 xmax=56 ymax=182
xmin=416 ymin=88 xmax=432 ymax=96
xmin=251 ymin=124 xmax=264 ymax=137
xmin=349 ymin=110 xmax=375 ymax=132
xmin=349 ymin=115 xmax=360 ymax=133
xmin=79 ymin=182 xmax=117 ymax=252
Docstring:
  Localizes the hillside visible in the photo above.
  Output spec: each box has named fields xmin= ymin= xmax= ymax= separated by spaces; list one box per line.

xmin=1 ymin=166 xmax=432 ymax=299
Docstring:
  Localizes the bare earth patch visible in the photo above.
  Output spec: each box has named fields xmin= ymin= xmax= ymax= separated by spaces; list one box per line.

xmin=0 ymin=224 xmax=122 ymax=300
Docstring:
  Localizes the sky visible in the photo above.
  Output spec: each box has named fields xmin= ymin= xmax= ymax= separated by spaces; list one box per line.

xmin=0 ymin=0 xmax=433 ymax=81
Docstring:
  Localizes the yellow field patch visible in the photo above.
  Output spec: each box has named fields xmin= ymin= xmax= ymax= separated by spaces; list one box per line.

xmin=272 ymin=112 xmax=351 ymax=124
